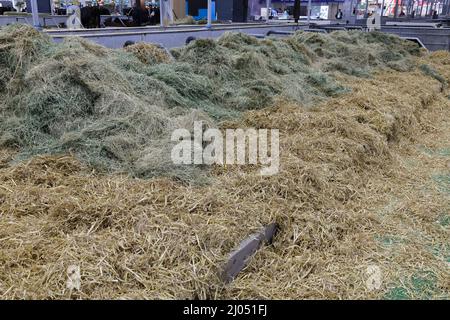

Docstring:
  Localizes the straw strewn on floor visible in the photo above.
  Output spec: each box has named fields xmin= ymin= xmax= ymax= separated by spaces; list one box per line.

xmin=0 ymin=51 xmax=448 ymax=299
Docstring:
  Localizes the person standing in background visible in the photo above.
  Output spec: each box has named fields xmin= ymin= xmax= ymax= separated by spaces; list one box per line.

xmin=293 ymin=0 xmax=300 ymax=23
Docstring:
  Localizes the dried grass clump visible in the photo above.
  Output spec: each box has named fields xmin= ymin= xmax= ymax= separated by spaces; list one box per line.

xmin=290 ymin=31 xmax=421 ymax=77
xmin=0 ymin=26 xmax=214 ymax=181
xmin=0 ymin=52 xmax=448 ymax=299
xmin=124 ymin=42 xmax=173 ymax=65
xmin=217 ymin=58 xmax=449 ymax=299
xmin=420 ymin=64 xmax=447 ymax=85
xmin=174 ymin=15 xmax=196 ymax=25
xmin=171 ymin=30 xmax=420 ymax=110
xmin=0 ymin=24 xmax=52 ymax=95
xmin=421 ymin=51 xmax=450 ymax=100
xmin=0 ymin=25 xmax=422 ymax=181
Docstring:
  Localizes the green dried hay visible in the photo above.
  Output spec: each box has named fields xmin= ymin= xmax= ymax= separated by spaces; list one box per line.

xmin=124 ymin=42 xmax=173 ymax=65
xmin=419 ymin=63 xmax=448 ymax=85
xmin=0 ymin=25 xmax=422 ymax=180
xmin=0 ymin=24 xmax=52 ymax=95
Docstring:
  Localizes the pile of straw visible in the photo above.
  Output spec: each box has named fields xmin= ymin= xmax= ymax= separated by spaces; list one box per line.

xmin=0 ymin=44 xmax=448 ymax=298
xmin=124 ymin=43 xmax=173 ymax=65
xmin=0 ymin=25 xmax=421 ymax=181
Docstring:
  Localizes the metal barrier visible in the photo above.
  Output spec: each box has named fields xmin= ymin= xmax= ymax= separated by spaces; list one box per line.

xmin=42 ymin=20 xmax=450 ymax=51
xmin=321 ymin=26 xmax=347 ymax=32
xmin=248 ymin=33 xmax=266 ymax=38
xmin=0 ymin=14 xmax=68 ymax=27
xmin=345 ymin=26 xmax=364 ymax=31
xmin=400 ymin=36 xmax=428 ymax=50
xmin=266 ymin=30 xmax=294 ymax=36
xmin=302 ymin=28 xmax=327 ymax=33
xmin=386 ymin=22 xmax=441 ymax=28
xmin=382 ymin=26 xmax=450 ymax=51
xmin=48 ymin=23 xmax=303 ymax=49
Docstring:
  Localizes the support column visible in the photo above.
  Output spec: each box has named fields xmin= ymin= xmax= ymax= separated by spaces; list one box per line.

xmin=160 ymin=0 xmax=165 ymax=27
xmin=343 ymin=0 xmax=355 ymax=23
xmin=394 ymin=0 xmax=399 ymax=17
xmin=207 ymin=0 xmax=212 ymax=28
xmin=348 ymin=0 xmax=355 ymax=17
xmin=30 ymin=0 xmax=40 ymax=28
xmin=307 ymin=0 xmax=312 ymax=23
